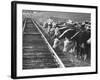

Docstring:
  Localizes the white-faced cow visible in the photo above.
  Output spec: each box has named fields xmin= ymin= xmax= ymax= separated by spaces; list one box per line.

xmin=53 ymin=28 xmax=77 ymax=52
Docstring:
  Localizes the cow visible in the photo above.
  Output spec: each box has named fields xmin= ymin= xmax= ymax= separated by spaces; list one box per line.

xmin=46 ymin=18 xmax=53 ymax=34
xmin=42 ymin=18 xmax=54 ymax=34
xmin=52 ymin=22 xmax=79 ymax=40
xmin=43 ymin=21 xmax=48 ymax=28
xmin=52 ymin=24 xmax=90 ymax=61
xmin=71 ymin=28 xmax=91 ymax=60
xmin=53 ymin=28 xmax=77 ymax=52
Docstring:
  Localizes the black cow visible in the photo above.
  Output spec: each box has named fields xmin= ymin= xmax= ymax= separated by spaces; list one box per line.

xmin=72 ymin=29 xmax=91 ymax=60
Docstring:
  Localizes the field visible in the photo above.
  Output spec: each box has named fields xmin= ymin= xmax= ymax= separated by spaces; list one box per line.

xmin=23 ymin=10 xmax=90 ymax=25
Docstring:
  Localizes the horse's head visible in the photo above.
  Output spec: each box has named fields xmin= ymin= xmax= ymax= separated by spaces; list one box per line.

xmin=53 ymin=38 xmax=60 ymax=49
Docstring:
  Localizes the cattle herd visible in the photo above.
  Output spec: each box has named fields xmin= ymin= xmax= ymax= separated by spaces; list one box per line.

xmin=42 ymin=18 xmax=91 ymax=61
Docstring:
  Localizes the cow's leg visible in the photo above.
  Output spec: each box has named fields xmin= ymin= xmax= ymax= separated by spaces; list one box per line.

xmin=43 ymin=22 xmax=46 ymax=28
xmin=47 ymin=25 xmax=51 ymax=34
xmin=74 ymin=42 xmax=78 ymax=58
xmin=83 ymin=43 xmax=90 ymax=61
xmin=83 ymin=54 xmax=87 ymax=61
xmin=53 ymin=38 xmax=59 ymax=49
xmin=54 ymin=27 xmax=59 ymax=36
xmin=73 ymin=42 xmax=78 ymax=57
xmin=68 ymin=41 xmax=77 ymax=56
xmin=63 ymin=38 xmax=69 ymax=52
xmin=85 ymin=43 xmax=91 ymax=61
xmin=80 ymin=43 xmax=87 ymax=61
xmin=50 ymin=28 xmax=55 ymax=38
xmin=79 ymin=45 xmax=85 ymax=60
xmin=81 ymin=47 xmax=87 ymax=61
xmin=76 ymin=44 xmax=81 ymax=59
xmin=70 ymin=41 xmax=76 ymax=53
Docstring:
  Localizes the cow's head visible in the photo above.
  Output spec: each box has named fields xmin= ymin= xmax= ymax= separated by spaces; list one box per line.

xmin=43 ymin=22 xmax=48 ymax=28
xmin=54 ymin=27 xmax=60 ymax=36
xmin=87 ymin=38 xmax=91 ymax=44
